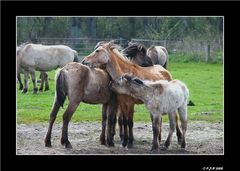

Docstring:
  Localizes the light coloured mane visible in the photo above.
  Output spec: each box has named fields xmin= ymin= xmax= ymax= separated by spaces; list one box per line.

xmin=108 ymin=44 xmax=140 ymax=66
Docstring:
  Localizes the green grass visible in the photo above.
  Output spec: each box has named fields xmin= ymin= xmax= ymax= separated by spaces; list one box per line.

xmin=17 ymin=62 xmax=223 ymax=124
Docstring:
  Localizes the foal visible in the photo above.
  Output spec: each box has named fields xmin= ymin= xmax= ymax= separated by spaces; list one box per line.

xmin=111 ymin=74 xmax=189 ymax=151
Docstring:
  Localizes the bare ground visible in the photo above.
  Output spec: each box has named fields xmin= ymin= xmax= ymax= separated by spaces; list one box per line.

xmin=16 ymin=121 xmax=223 ymax=155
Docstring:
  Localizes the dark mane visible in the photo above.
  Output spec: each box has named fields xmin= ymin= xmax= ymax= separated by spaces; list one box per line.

xmin=122 ymin=43 xmax=147 ymax=60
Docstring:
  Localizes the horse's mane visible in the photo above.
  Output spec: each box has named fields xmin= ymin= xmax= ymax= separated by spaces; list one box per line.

xmin=122 ymin=43 xmax=147 ymax=60
xmin=106 ymin=42 xmax=141 ymax=67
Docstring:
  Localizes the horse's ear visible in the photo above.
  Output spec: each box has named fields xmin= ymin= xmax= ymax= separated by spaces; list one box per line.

xmin=138 ymin=45 xmax=143 ymax=51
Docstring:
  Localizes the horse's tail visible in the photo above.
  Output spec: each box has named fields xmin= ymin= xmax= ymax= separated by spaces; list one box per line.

xmin=55 ymin=69 xmax=67 ymax=107
xmin=73 ymin=50 xmax=79 ymax=62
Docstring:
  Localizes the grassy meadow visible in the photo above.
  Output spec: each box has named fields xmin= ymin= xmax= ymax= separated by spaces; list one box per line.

xmin=17 ymin=62 xmax=223 ymax=124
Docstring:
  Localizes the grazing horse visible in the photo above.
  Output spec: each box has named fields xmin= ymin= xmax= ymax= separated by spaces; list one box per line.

xmin=17 ymin=43 xmax=79 ymax=94
xmin=111 ymin=74 xmax=188 ymax=151
xmin=82 ymin=42 xmax=183 ymax=148
xmin=147 ymin=45 xmax=169 ymax=69
xmin=44 ymin=62 xmax=118 ymax=148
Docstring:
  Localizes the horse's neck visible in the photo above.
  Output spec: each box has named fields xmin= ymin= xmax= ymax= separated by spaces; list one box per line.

xmin=106 ymin=51 xmax=138 ymax=80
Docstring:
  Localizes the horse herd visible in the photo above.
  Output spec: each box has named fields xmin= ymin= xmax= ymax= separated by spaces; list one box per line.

xmin=17 ymin=41 xmax=188 ymax=152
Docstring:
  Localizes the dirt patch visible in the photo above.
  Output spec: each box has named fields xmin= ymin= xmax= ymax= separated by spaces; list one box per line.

xmin=16 ymin=121 xmax=223 ymax=155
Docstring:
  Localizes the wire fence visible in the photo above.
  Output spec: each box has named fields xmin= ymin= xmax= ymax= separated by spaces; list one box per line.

xmin=33 ymin=37 xmax=223 ymax=63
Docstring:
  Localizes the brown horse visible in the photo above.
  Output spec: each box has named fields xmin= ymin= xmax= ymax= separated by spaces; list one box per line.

xmin=44 ymin=62 xmax=118 ymax=148
xmin=82 ymin=42 xmax=183 ymax=149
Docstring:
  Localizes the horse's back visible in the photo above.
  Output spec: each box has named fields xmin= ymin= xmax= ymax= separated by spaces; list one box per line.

xmin=20 ymin=44 xmax=76 ymax=71
xmin=61 ymin=62 xmax=111 ymax=104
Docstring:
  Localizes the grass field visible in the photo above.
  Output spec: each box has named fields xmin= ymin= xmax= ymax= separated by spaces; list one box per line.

xmin=17 ymin=62 xmax=223 ymax=124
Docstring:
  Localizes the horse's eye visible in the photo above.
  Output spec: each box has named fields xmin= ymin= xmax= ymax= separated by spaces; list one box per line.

xmin=96 ymin=50 xmax=99 ymax=53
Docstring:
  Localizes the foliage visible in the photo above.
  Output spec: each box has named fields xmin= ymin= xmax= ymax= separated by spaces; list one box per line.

xmin=17 ymin=17 xmax=223 ymax=45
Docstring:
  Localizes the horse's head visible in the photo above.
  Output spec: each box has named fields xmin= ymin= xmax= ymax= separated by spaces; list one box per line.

xmin=82 ymin=42 xmax=119 ymax=68
xmin=122 ymin=43 xmax=153 ymax=67
xmin=110 ymin=73 xmax=145 ymax=95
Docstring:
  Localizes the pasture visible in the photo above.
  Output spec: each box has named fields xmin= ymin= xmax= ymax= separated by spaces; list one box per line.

xmin=17 ymin=62 xmax=223 ymax=124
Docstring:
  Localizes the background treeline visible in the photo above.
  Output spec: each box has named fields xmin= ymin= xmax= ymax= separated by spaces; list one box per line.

xmin=17 ymin=17 xmax=223 ymax=63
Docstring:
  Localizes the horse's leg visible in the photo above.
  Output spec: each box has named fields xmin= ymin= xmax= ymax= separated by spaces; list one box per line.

xmin=44 ymin=100 xmax=61 ymax=147
xmin=175 ymin=113 xmax=183 ymax=145
xmin=159 ymin=116 xmax=162 ymax=143
xmin=178 ymin=106 xmax=187 ymax=149
xmin=39 ymin=72 xmax=44 ymax=92
xmin=151 ymin=114 xmax=162 ymax=143
xmin=121 ymin=114 xmax=128 ymax=147
xmin=61 ymin=100 xmax=81 ymax=148
xmin=118 ymin=114 xmax=123 ymax=143
xmin=100 ymin=103 xmax=107 ymax=145
xmin=151 ymin=113 xmax=160 ymax=152
xmin=127 ymin=105 xmax=134 ymax=148
xmin=106 ymin=93 xmax=117 ymax=146
xmin=29 ymin=70 xmax=38 ymax=94
xmin=44 ymin=72 xmax=49 ymax=91
xmin=17 ymin=73 xmax=23 ymax=90
xmin=165 ymin=112 xmax=176 ymax=149
xmin=22 ymin=71 xmax=29 ymax=93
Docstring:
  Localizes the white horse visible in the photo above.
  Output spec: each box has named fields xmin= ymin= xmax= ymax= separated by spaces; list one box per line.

xmin=17 ymin=43 xmax=79 ymax=93
xmin=111 ymin=74 xmax=189 ymax=152
xmin=147 ymin=45 xmax=169 ymax=69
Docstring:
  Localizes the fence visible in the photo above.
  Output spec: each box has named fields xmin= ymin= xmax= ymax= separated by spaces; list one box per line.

xmin=33 ymin=37 xmax=223 ymax=62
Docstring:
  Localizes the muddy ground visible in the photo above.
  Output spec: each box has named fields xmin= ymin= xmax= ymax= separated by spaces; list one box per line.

xmin=16 ymin=121 xmax=223 ymax=155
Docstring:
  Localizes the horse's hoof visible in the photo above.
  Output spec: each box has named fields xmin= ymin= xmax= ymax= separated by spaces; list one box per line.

xmin=65 ymin=143 xmax=73 ymax=149
xmin=44 ymin=138 xmax=52 ymax=147
xmin=181 ymin=142 xmax=186 ymax=149
xmin=127 ymin=142 xmax=133 ymax=149
xmin=150 ymin=148 xmax=159 ymax=153
xmin=100 ymin=138 xmax=106 ymax=145
xmin=22 ymin=88 xmax=28 ymax=94
xmin=33 ymin=88 xmax=38 ymax=94
xmin=45 ymin=142 xmax=52 ymax=147
xmin=177 ymin=138 xmax=183 ymax=145
xmin=161 ymin=146 xmax=168 ymax=151
xmin=107 ymin=139 xmax=115 ymax=147
xmin=39 ymin=88 xmax=43 ymax=92
xmin=44 ymin=87 xmax=49 ymax=91
xmin=121 ymin=141 xmax=128 ymax=147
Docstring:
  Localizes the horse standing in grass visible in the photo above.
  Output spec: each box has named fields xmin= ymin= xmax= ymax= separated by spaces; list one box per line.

xmin=17 ymin=43 xmax=79 ymax=94
xmin=147 ymin=45 xmax=169 ymax=69
xmin=111 ymin=74 xmax=188 ymax=151
xmin=82 ymin=42 xmax=183 ymax=148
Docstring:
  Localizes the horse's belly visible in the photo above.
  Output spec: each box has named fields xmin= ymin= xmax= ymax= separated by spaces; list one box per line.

xmin=83 ymin=87 xmax=111 ymax=104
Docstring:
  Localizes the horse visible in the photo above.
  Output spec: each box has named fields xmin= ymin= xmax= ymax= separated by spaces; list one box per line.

xmin=121 ymin=42 xmax=153 ymax=67
xmin=17 ymin=71 xmax=49 ymax=91
xmin=147 ymin=45 xmax=169 ymax=69
xmin=17 ymin=43 xmax=79 ymax=94
xmin=82 ymin=42 xmax=183 ymax=148
xmin=44 ymin=62 xmax=118 ymax=148
xmin=45 ymin=42 xmax=154 ymax=148
xmin=111 ymin=74 xmax=188 ymax=151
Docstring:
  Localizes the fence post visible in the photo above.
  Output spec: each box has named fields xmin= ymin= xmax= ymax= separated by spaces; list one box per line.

xmin=205 ymin=44 xmax=210 ymax=62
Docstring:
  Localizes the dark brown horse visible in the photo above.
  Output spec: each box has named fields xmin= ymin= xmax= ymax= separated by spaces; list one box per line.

xmin=122 ymin=42 xmax=153 ymax=67
xmin=82 ymin=42 xmax=183 ymax=149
